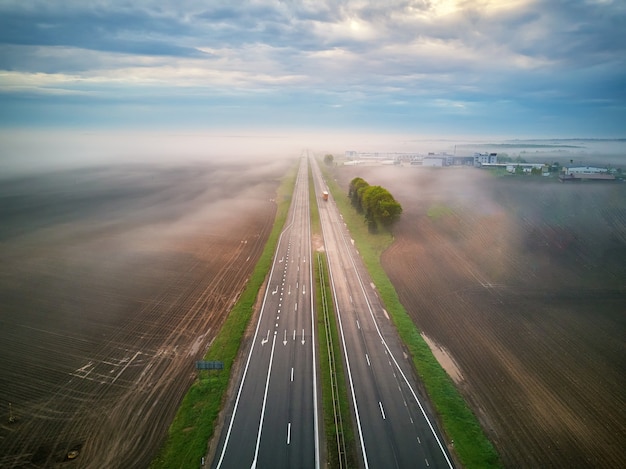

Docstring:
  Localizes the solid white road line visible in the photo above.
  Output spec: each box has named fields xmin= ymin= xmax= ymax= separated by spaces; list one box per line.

xmin=333 ymin=199 xmax=455 ymax=468
xmin=250 ymin=332 xmax=278 ymax=469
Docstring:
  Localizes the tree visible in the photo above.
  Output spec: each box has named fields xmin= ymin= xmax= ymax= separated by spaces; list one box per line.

xmin=361 ymin=185 xmax=403 ymax=227
xmin=348 ymin=178 xmax=402 ymax=230
xmin=349 ymin=177 xmax=369 ymax=211
xmin=324 ymin=154 xmax=334 ymax=166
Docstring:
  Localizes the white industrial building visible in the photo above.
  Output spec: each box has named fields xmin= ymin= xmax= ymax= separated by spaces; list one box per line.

xmin=422 ymin=157 xmax=445 ymax=167
xmin=564 ymin=166 xmax=608 ymax=175
xmin=473 ymin=153 xmax=498 ymax=165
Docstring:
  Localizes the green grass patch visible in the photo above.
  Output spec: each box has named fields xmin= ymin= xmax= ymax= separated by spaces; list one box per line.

xmin=150 ymin=164 xmax=298 ymax=469
xmin=319 ymin=160 xmax=501 ymax=468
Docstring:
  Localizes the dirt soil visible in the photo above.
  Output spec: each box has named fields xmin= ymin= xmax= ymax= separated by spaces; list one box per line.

xmin=333 ymin=164 xmax=626 ymax=468
xmin=0 ymin=159 xmax=288 ymax=468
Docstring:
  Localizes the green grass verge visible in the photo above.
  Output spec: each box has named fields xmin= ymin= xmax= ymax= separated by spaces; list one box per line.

xmin=309 ymin=164 xmax=358 ymax=468
xmin=150 ymin=164 xmax=298 ymax=469
xmin=320 ymin=161 xmax=502 ymax=469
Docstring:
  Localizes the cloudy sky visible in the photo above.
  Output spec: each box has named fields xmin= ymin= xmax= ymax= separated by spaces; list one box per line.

xmin=0 ymin=0 xmax=624 ymax=137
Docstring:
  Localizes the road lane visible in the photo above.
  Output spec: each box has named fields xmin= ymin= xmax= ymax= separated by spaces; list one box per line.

xmin=311 ymin=155 xmax=454 ymax=469
xmin=212 ymin=156 xmax=319 ymax=469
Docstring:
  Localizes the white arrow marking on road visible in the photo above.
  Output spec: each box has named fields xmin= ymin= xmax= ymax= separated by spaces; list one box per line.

xmin=272 ymin=286 xmax=278 ymax=295
xmin=251 ymin=332 xmax=278 ymax=469
xmin=283 ymin=329 xmax=287 ymax=346
xmin=293 ymin=329 xmax=296 ymax=341
xmin=294 ymin=302 xmax=297 ymax=311
xmin=261 ymin=330 xmax=270 ymax=345
xmin=296 ymin=281 xmax=298 ymax=290
xmin=356 ymin=319 xmax=360 ymax=329
xmin=365 ymin=354 xmax=370 ymax=366
xmin=302 ymin=287 xmax=305 ymax=295
xmin=279 ymin=256 xmax=284 ymax=263
xmin=301 ymin=329 xmax=305 ymax=345
xmin=288 ymin=285 xmax=291 ymax=295
xmin=291 ymin=367 xmax=294 ymax=382
xmin=287 ymin=422 xmax=291 ymax=445
xmin=379 ymin=402 xmax=386 ymax=420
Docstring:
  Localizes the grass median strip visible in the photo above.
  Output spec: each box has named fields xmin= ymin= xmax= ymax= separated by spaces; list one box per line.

xmin=320 ymin=161 xmax=501 ymax=469
xmin=309 ymin=163 xmax=358 ymax=468
xmin=150 ymin=165 xmax=297 ymax=469
xmin=315 ymin=252 xmax=358 ymax=469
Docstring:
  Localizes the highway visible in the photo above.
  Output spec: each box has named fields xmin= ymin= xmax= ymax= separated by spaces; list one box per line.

xmin=310 ymin=156 xmax=455 ymax=469
xmin=212 ymin=156 xmax=320 ymax=469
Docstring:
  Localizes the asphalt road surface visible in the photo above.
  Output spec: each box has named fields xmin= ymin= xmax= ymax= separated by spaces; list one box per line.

xmin=212 ymin=156 xmax=320 ymax=469
xmin=311 ymin=156 xmax=455 ymax=469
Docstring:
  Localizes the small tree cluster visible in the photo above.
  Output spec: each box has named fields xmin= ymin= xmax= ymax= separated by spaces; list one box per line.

xmin=324 ymin=154 xmax=334 ymax=166
xmin=349 ymin=177 xmax=402 ymax=230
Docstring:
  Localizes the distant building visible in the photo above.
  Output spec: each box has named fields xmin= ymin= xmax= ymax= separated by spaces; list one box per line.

xmin=473 ymin=152 xmax=498 ymax=165
xmin=564 ymin=166 xmax=608 ymax=175
xmin=423 ymin=157 xmax=445 ymax=167
xmin=344 ymin=150 xmax=497 ymax=167
xmin=505 ymin=163 xmax=545 ymax=173
xmin=559 ymin=166 xmax=615 ymax=182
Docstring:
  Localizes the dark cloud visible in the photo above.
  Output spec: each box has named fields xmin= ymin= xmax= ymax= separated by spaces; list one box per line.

xmin=0 ymin=5 xmax=206 ymax=57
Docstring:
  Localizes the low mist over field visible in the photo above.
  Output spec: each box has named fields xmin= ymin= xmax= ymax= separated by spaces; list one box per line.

xmin=0 ymin=146 xmax=293 ymax=343
xmin=1 ymin=0 xmax=624 ymax=466
xmin=0 ymin=143 xmax=293 ymax=467
xmin=332 ymin=160 xmax=626 ymax=467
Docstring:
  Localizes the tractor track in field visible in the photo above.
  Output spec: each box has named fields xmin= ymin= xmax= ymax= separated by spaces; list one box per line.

xmin=0 ymin=162 xmax=282 ymax=468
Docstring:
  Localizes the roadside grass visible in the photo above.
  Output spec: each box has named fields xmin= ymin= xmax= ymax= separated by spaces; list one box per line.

xmin=309 ymin=165 xmax=358 ymax=468
xmin=150 ymin=164 xmax=297 ymax=469
xmin=320 ymin=162 xmax=502 ymax=469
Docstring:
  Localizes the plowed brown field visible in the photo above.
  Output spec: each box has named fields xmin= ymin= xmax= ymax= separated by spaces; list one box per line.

xmin=334 ymin=165 xmax=626 ymax=468
xmin=0 ymin=160 xmax=287 ymax=468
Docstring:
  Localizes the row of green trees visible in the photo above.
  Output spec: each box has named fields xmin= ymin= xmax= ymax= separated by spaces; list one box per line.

xmin=348 ymin=177 xmax=402 ymax=230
